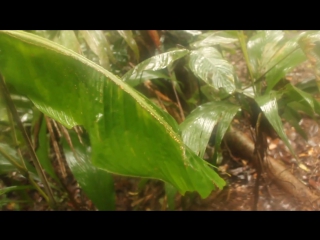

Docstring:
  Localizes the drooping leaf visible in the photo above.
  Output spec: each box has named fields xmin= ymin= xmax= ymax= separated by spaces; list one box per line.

xmin=62 ymin=130 xmax=115 ymax=210
xmin=189 ymin=47 xmax=236 ymax=94
xmin=255 ymin=92 xmax=297 ymax=158
xmin=118 ymin=30 xmax=140 ymax=61
xmin=180 ymin=101 xmax=239 ymax=159
xmin=191 ymin=31 xmax=238 ymax=49
xmin=122 ymin=49 xmax=189 ymax=87
xmin=0 ymin=30 xmax=225 ymax=198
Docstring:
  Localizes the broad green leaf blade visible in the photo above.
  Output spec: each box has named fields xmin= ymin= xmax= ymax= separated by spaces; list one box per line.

xmin=118 ymin=30 xmax=140 ymax=62
xmin=0 ymin=30 xmax=224 ymax=198
xmin=255 ymin=92 xmax=297 ymax=158
xmin=122 ymin=49 xmax=189 ymax=87
xmin=53 ymin=30 xmax=82 ymax=54
xmin=180 ymin=101 xmax=239 ymax=159
xmin=62 ymin=130 xmax=115 ymax=210
xmin=191 ymin=31 xmax=238 ymax=49
xmin=189 ymin=47 xmax=236 ymax=94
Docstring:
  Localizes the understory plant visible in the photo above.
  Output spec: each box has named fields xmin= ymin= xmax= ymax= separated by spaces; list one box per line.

xmin=1 ymin=30 xmax=320 ymax=210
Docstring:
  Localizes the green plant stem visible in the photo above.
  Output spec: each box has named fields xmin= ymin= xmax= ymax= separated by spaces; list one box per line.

xmin=0 ymin=73 xmax=56 ymax=208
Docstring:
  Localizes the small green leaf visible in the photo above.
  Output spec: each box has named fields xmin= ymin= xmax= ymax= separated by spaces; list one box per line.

xmin=255 ymin=92 xmax=296 ymax=158
xmin=180 ymin=101 xmax=239 ymax=159
xmin=122 ymin=49 xmax=189 ymax=87
xmin=282 ymin=107 xmax=308 ymax=140
xmin=0 ymin=185 xmax=34 ymax=195
xmin=118 ymin=30 xmax=140 ymax=62
xmin=165 ymin=182 xmax=177 ymax=210
xmin=189 ymin=47 xmax=236 ymax=94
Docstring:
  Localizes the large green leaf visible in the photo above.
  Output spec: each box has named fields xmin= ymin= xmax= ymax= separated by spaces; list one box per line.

xmin=122 ymin=49 xmax=189 ymax=87
xmin=62 ymin=130 xmax=115 ymax=210
xmin=255 ymin=92 xmax=296 ymax=158
xmin=180 ymin=101 xmax=239 ymax=159
xmin=189 ymin=47 xmax=236 ymax=94
xmin=0 ymin=30 xmax=225 ymax=198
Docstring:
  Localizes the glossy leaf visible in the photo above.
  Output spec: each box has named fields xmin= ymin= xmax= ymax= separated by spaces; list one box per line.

xmin=255 ymin=92 xmax=296 ymax=158
xmin=191 ymin=31 xmax=238 ymax=49
xmin=118 ymin=30 xmax=140 ymax=61
xmin=189 ymin=47 xmax=236 ymax=94
xmin=180 ymin=101 xmax=239 ymax=159
xmin=122 ymin=49 xmax=189 ymax=87
xmin=62 ymin=130 xmax=115 ymax=210
xmin=0 ymin=31 xmax=225 ymax=198
xmin=79 ymin=30 xmax=115 ymax=70
xmin=247 ymin=31 xmax=306 ymax=92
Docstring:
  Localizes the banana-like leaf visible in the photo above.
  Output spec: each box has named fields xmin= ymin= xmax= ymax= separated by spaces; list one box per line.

xmin=118 ymin=30 xmax=140 ymax=62
xmin=62 ymin=130 xmax=115 ymax=210
xmin=0 ymin=31 xmax=225 ymax=198
xmin=122 ymin=49 xmax=189 ymax=87
xmin=191 ymin=31 xmax=238 ymax=49
xmin=247 ymin=31 xmax=306 ymax=92
xmin=180 ymin=101 xmax=239 ymax=159
xmin=189 ymin=47 xmax=236 ymax=94
xmin=255 ymin=92 xmax=297 ymax=158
